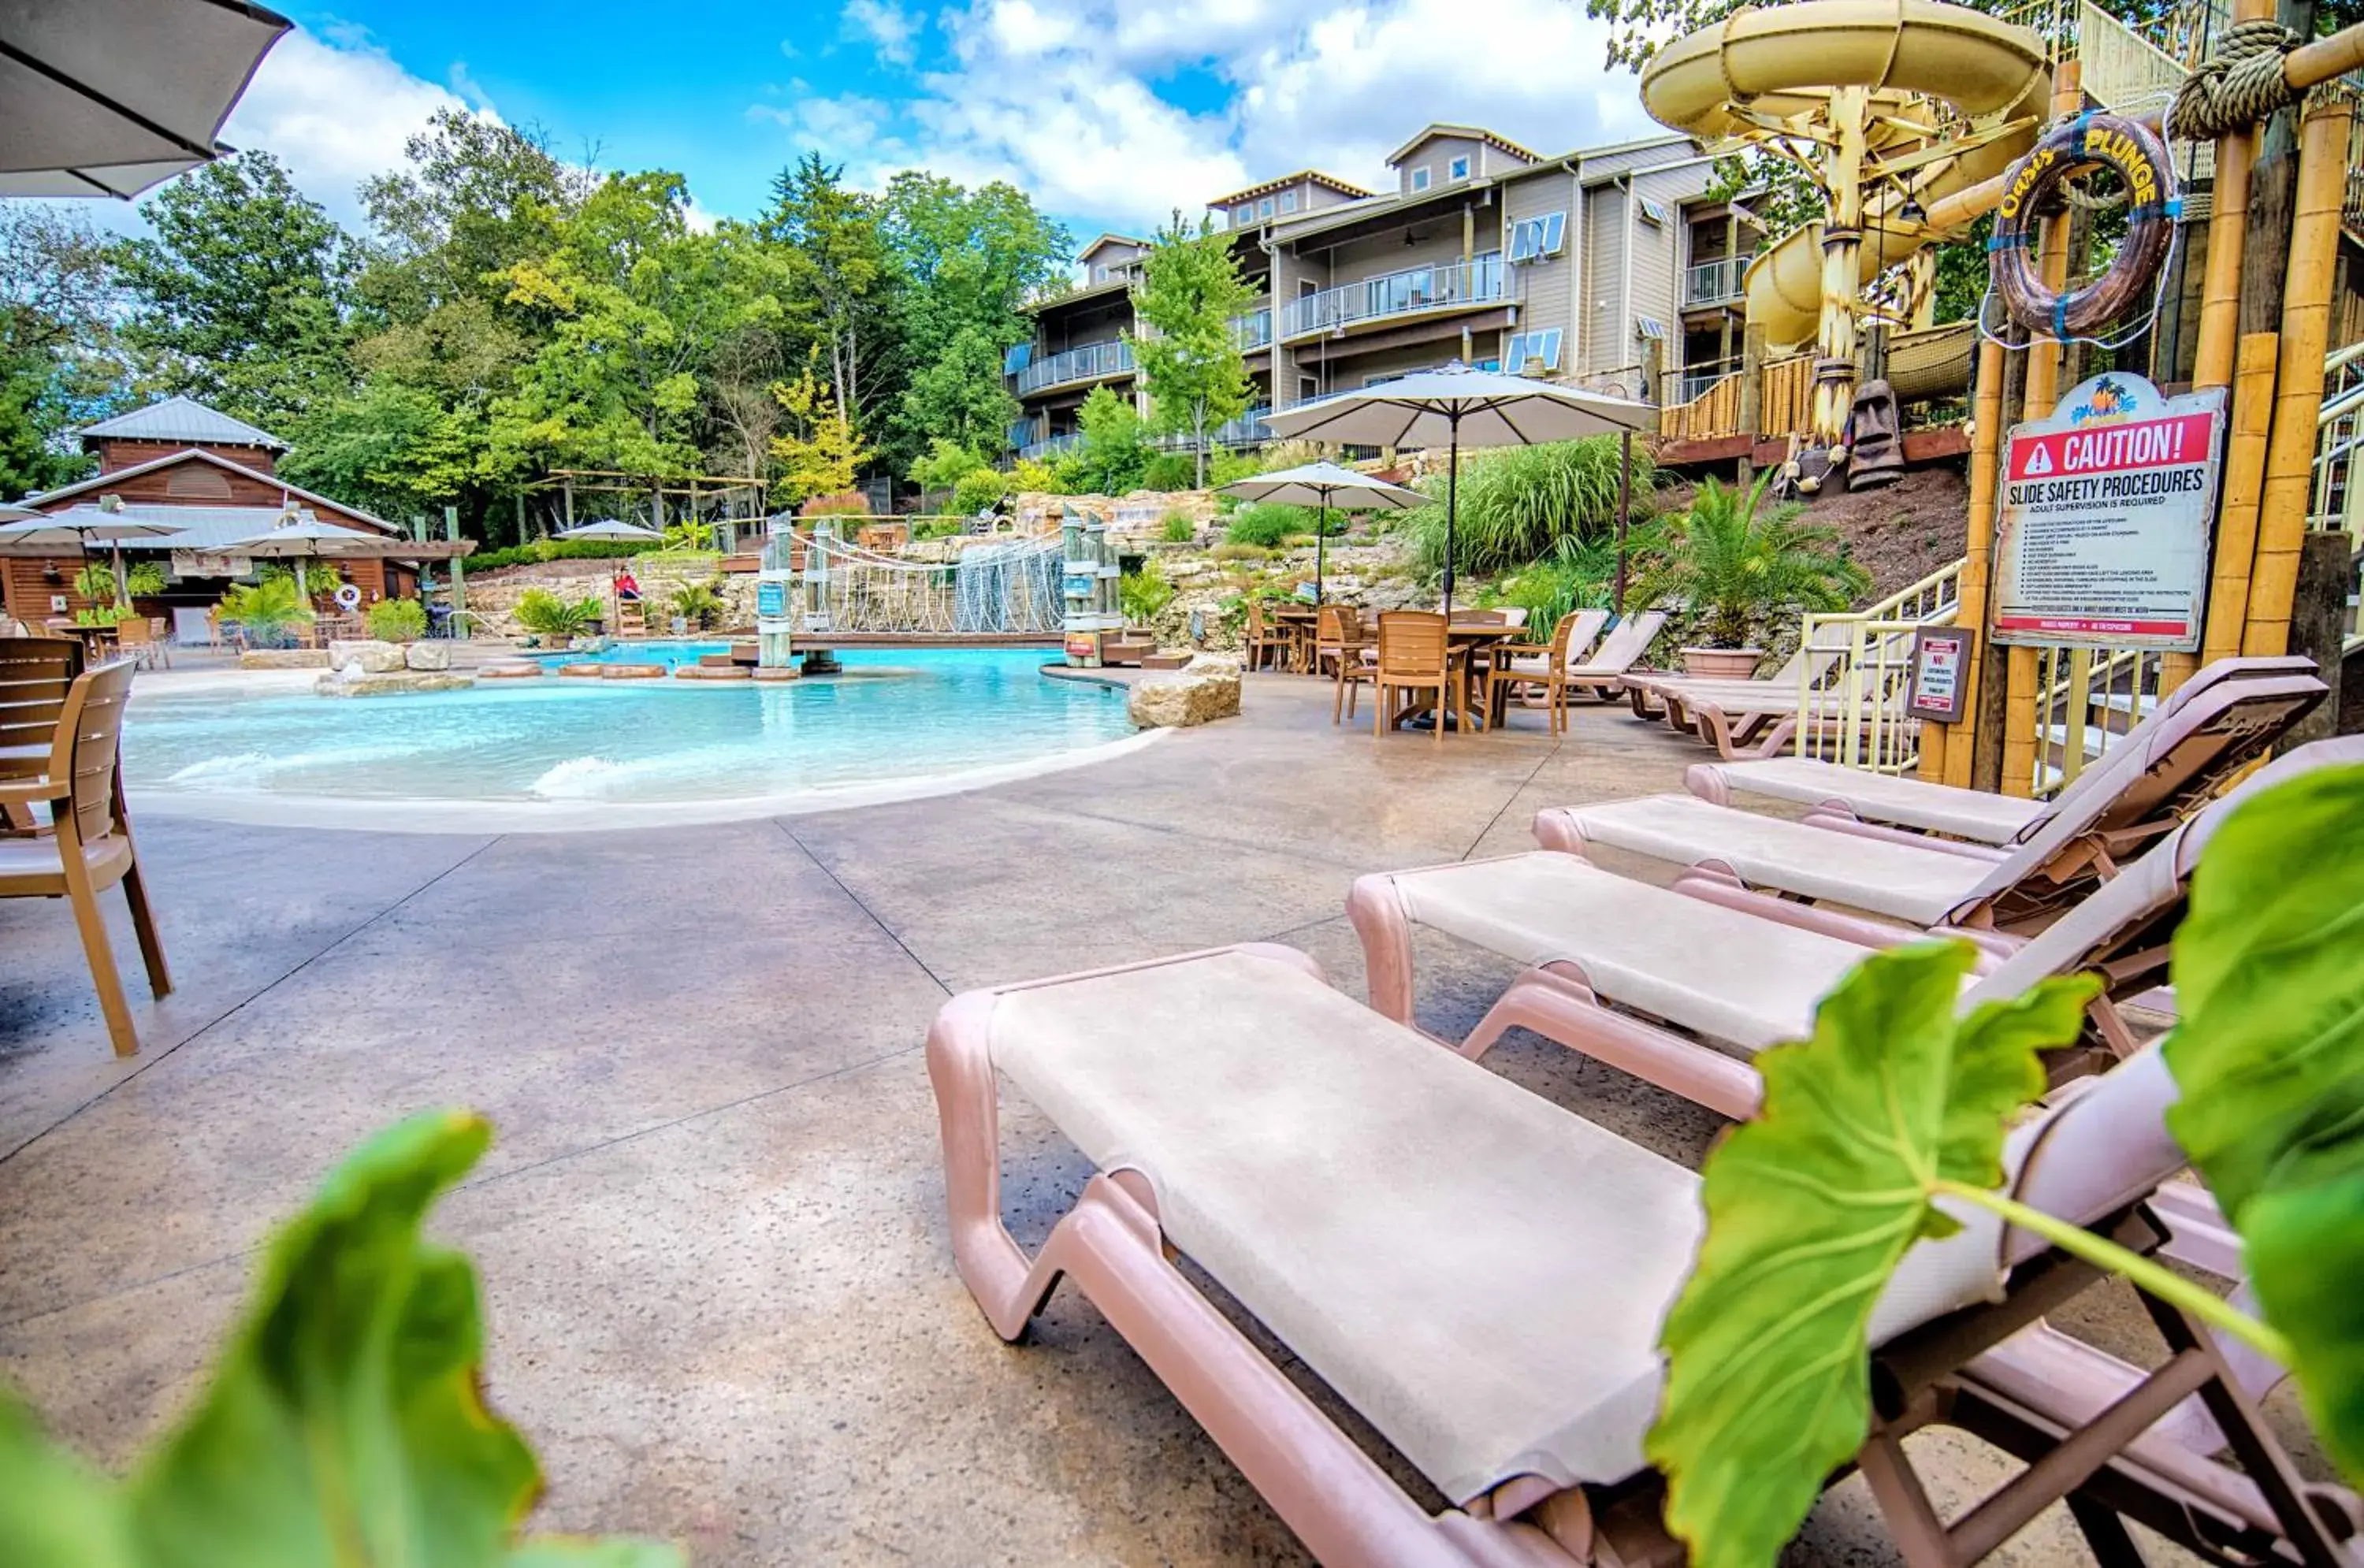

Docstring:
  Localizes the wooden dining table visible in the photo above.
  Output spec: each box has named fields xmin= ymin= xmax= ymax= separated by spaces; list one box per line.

xmin=1388 ymin=620 xmax=1523 ymax=731
xmin=1270 ymin=603 xmax=1321 ymax=673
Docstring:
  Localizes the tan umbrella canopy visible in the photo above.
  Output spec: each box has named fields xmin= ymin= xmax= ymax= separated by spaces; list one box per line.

xmin=1216 ymin=459 xmax=1427 ymax=604
xmin=222 ymin=507 xmax=381 ymax=611
xmin=0 ymin=0 xmax=293 ymax=199
xmin=0 ymin=497 xmax=184 ymax=604
xmin=1264 ymin=362 xmax=1656 ymax=613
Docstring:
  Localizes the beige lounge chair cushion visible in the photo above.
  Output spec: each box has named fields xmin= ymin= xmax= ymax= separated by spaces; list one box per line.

xmin=1560 ymin=794 xmax=1990 ymax=926
xmin=986 ymin=950 xmax=2016 ymax=1503
xmin=1384 ymin=853 xmax=1898 ymax=1053
xmin=1695 ymin=757 xmax=2048 ymax=845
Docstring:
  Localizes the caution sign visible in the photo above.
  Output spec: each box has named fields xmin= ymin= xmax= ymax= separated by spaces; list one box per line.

xmin=1992 ymin=373 xmax=2222 ymax=650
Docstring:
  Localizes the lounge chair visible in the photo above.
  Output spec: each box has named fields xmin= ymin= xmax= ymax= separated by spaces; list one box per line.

xmin=1347 ymin=738 xmax=2361 ymax=1120
xmin=0 ymin=660 xmax=170 ymax=1055
xmin=1559 ymin=610 xmax=1668 ymax=703
xmin=1619 ymin=625 xmax=1898 ymax=760
xmin=929 ymin=946 xmax=2343 ymax=1566
xmin=1531 ymin=674 xmax=2325 ymax=939
xmin=1684 ymin=655 xmax=2318 ymax=846
xmin=1484 ymin=609 xmax=1608 ymax=737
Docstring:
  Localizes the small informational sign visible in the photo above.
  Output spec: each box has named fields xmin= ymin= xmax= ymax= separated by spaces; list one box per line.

xmin=1992 ymin=373 xmax=2223 ymax=650
xmin=756 ymin=579 xmax=787 ymax=619
xmin=1907 ymin=627 xmax=1972 ymax=723
xmin=1064 ymin=630 xmax=1102 ymax=668
xmin=172 ymin=550 xmax=257 ymax=581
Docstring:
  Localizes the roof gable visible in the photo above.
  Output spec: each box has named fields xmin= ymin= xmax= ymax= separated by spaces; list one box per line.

xmin=1207 ymin=169 xmax=1377 ymax=208
xmin=1076 ymin=232 xmax=1150 ymax=262
xmin=75 ymin=395 xmax=288 ymax=451
xmin=20 ymin=448 xmax=398 ymax=533
xmin=1385 ymin=123 xmax=1540 ymax=169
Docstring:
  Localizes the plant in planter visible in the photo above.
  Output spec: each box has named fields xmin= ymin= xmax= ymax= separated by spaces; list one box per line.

xmin=512 ymin=588 xmax=601 ymax=645
xmin=217 ymin=575 xmax=314 ymax=648
xmin=668 ymin=579 xmax=725 ymax=631
xmin=1633 ymin=471 xmax=1867 ymax=678
xmin=0 ymin=1110 xmax=679 ymax=1566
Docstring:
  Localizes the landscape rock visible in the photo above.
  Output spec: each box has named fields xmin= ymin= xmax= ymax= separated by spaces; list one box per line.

xmin=478 ymin=662 xmax=543 ymax=679
xmin=403 ymin=641 xmax=452 ymax=671
xmin=328 ymin=639 xmax=406 ymax=674
xmin=240 ymin=648 xmax=329 ymax=670
xmin=313 ymin=671 xmax=475 ymax=697
xmin=1127 ymin=652 xmax=1242 ymax=729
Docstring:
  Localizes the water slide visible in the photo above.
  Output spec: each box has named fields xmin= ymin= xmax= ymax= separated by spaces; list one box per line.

xmin=1641 ymin=0 xmax=2053 ymax=353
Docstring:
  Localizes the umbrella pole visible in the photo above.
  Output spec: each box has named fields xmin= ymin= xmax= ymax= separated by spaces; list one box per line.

xmin=111 ymin=541 xmax=129 ymax=611
xmin=1442 ymin=419 xmax=1461 ymax=616
xmin=1315 ymin=496 xmax=1327 ymax=604
xmin=1615 ymin=432 xmax=1632 ymax=616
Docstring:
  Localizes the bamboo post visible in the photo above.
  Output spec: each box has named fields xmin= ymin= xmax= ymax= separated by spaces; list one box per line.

xmin=1936 ymin=330 xmax=2013 ymax=787
xmin=2244 ymin=98 xmax=2351 ymax=654
xmin=2200 ymin=333 xmax=2284 ymax=661
xmin=1811 ymin=86 xmax=1869 ymax=453
xmin=1998 ymin=63 xmax=2083 ymax=801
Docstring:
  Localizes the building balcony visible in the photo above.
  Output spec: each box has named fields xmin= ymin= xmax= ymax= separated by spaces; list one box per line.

xmin=1279 ymin=253 xmax=1507 ymax=342
xmin=1232 ymin=307 xmax=1273 ymax=351
xmin=1018 ymin=432 xmax=1086 ymax=461
xmin=1013 ymin=339 xmax=1135 ymax=396
xmin=1150 ymin=405 xmax=1273 ymax=451
xmin=1683 ymin=257 xmax=1746 ymax=307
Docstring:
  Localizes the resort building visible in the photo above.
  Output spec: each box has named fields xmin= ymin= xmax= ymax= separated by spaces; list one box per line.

xmin=1007 ymin=124 xmax=1756 ymax=459
xmin=2 ymin=396 xmax=421 ymax=627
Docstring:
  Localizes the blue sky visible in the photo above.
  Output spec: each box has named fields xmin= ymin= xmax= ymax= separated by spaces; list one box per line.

xmin=199 ymin=0 xmax=1660 ymax=258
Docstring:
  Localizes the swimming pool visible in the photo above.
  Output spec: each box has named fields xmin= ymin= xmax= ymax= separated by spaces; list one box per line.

xmin=123 ymin=648 xmax=1147 ymax=831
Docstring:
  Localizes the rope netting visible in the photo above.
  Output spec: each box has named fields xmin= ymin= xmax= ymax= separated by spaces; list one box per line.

xmin=801 ymin=533 xmax=1063 ymax=634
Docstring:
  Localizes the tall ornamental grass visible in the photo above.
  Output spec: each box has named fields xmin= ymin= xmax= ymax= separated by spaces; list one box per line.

xmin=1396 ymin=437 xmax=1656 ymax=578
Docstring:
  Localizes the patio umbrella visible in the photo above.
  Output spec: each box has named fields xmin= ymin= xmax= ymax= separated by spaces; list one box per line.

xmin=0 ymin=502 xmax=184 ymax=604
xmin=0 ymin=0 xmax=294 ymax=199
xmin=554 ymin=518 xmax=665 ymax=542
xmin=1216 ymin=459 xmax=1425 ymax=604
xmin=222 ymin=507 xmax=379 ymax=613
xmin=1263 ymin=362 xmax=1656 ymax=615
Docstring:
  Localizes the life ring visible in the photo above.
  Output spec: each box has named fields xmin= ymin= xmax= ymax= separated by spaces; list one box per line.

xmin=1990 ymin=112 xmax=2176 ymax=339
xmin=333 ymin=583 xmax=362 ymax=611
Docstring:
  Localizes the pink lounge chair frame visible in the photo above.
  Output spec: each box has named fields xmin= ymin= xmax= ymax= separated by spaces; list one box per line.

xmin=931 ymin=943 xmax=2355 ymax=1567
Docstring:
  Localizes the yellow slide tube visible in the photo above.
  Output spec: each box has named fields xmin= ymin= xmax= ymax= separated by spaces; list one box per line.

xmin=1641 ymin=0 xmax=2050 ymax=350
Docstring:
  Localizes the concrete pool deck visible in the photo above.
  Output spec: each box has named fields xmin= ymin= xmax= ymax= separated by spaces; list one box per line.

xmin=0 ymin=670 xmax=2290 ymax=1565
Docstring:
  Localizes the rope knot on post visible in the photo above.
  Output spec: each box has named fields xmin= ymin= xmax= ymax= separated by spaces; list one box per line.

xmin=2169 ymin=20 xmax=2305 ymax=142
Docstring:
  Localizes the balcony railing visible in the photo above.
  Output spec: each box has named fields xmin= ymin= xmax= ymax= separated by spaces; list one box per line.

xmin=1232 ymin=307 xmax=1273 ymax=350
xmin=1150 ymin=405 xmax=1273 ymax=451
xmin=1683 ymin=257 xmax=1745 ymax=306
xmin=1018 ymin=432 xmax=1086 ymax=461
xmin=1013 ymin=339 xmax=1135 ymax=395
xmin=1280 ymin=253 xmax=1506 ymax=340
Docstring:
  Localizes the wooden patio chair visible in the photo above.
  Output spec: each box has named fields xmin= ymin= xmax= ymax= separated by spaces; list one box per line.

xmin=0 ymin=659 xmax=170 ymax=1056
xmin=0 ymin=634 xmax=79 ymax=835
xmin=114 ymin=615 xmax=169 ymax=671
xmin=1242 ymin=600 xmax=1286 ymax=672
xmin=1485 ymin=609 xmax=1589 ymax=736
xmin=1318 ymin=605 xmax=1377 ymax=723
xmin=1372 ymin=611 xmax=1465 ymax=745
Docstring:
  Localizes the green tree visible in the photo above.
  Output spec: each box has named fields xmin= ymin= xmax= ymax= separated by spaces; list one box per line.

xmin=771 ymin=355 xmax=874 ymax=503
xmin=760 ymin=154 xmax=901 ymax=444
xmin=900 ymin=324 xmax=1020 ymax=455
xmin=1129 ymin=213 xmax=1254 ymax=488
xmin=1059 ymin=385 xmax=1150 ymax=494
xmin=0 ymin=208 xmax=121 ymax=499
xmin=355 ymin=109 xmax=583 ymax=325
xmin=109 ymin=151 xmax=355 ymax=431
xmin=490 ymin=173 xmax=777 ymax=488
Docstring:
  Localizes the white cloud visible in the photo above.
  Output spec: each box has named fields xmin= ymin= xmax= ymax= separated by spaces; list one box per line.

xmin=221 ymin=27 xmax=496 ymax=229
xmin=842 ymin=0 xmax=923 ymax=65
xmin=754 ymin=0 xmax=1655 ymax=236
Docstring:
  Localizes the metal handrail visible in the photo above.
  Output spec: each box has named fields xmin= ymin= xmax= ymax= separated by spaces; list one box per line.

xmin=1682 ymin=257 xmax=1744 ymax=305
xmin=1793 ymin=559 xmax=1966 ymax=773
xmin=1013 ymin=340 xmax=1135 ymax=395
xmin=1279 ymin=253 xmax=1506 ymax=340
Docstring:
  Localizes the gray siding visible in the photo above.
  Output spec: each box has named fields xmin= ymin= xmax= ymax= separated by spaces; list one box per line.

xmin=1323 ymin=221 xmax=1481 ymax=288
xmin=1582 ymin=184 xmax=1628 ymax=377
xmin=1503 ymin=169 xmax=1578 ymax=351
xmin=1395 ymin=134 xmax=1481 ymax=194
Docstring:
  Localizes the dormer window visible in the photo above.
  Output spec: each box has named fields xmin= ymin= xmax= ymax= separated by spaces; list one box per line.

xmin=1280 ymin=190 xmax=1298 ymax=214
xmin=1448 ymin=155 xmax=1470 ymax=180
xmin=1410 ymin=166 xmax=1432 ymax=192
xmin=1236 ymin=204 xmax=1252 ymax=225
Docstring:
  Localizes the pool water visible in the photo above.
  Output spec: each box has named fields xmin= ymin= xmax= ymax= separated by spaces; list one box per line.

xmin=125 ymin=648 xmax=1136 ymax=814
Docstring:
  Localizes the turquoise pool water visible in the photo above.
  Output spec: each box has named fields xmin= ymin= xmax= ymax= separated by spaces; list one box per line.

xmin=537 ymin=639 xmax=734 ymax=671
xmin=124 ymin=648 xmax=1136 ymax=812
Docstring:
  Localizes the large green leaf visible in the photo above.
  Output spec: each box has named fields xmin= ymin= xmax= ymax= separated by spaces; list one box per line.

xmin=0 ymin=1110 xmax=684 ymax=1568
xmin=2165 ymin=761 xmax=2364 ymax=1479
xmin=1647 ymin=942 xmax=2094 ymax=1568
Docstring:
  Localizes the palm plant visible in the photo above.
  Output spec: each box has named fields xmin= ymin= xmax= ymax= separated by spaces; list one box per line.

xmin=667 ymin=580 xmax=725 ymax=630
xmin=217 ymin=575 xmax=315 ymax=648
xmin=1396 ymin=437 xmax=1658 ymax=579
xmin=512 ymin=588 xmax=602 ymax=640
xmin=1631 ymin=472 xmax=1870 ymax=648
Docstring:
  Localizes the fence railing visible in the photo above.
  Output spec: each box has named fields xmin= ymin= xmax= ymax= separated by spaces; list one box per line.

xmin=1149 ymin=405 xmax=1273 ymax=451
xmin=1013 ymin=339 xmax=1134 ymax=395
xmin=1660 ymin=371 xmax=1745 ymax=443
xmin=1232 ymin=308 xmax=1273 ymax=350
xmin=1682 ymin=258 xmax=1744 ymax=306
xmin=2019 ymin=647 xmax=2165 ymax=798
xmin=1279 ymin=253 xmax=1506 ymax=339
xmin=1793 ymin=559 xmax=1965 ymax=774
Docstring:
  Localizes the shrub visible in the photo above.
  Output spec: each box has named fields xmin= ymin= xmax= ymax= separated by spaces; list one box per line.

xmin=463 ymin=538 xmax=667 ymax=573
xmin=910 ymin=436 xmax=991 ymax=492
xmin=1119 ymin=558 xmax=1177 ymax=624
xmin=1632 ymin=472 xmax=1869 ymax=648
xmin=1143 ymin=451 xmax=1198 ymax=491
xmin=512 ymin=588 xmax=601 ymax=638
xmin=800 ymin=490 xmax=870 ymax=519
xmin=950 ymin=466 xmax=1009 ymax=517
xmin=667 ymin=580 xmax=725 ymax=630
xmin=1396 ymin=437 xmax=1658 ymax=578
xmin=1009 ymin=456 xmax=1063 ymax=494
xmin=366 ymin=597 xmax=429 ymax=642
xmin=1162 ymin=513 xmax=1195 ymax=543
xmin=1225 ymin=503 xmax=1317 ymax=548
xmin=1498 ymin=522 xmax=1671 ymax=634
xmin=1212 ymin=542 xmax=1272 ymax=563
xmin=217 ymin=575 xmax=314 ymax=647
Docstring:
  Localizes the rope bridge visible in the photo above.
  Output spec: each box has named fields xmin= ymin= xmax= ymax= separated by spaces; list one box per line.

xmin=800 ymin=531 xmax=1065 ymax=636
